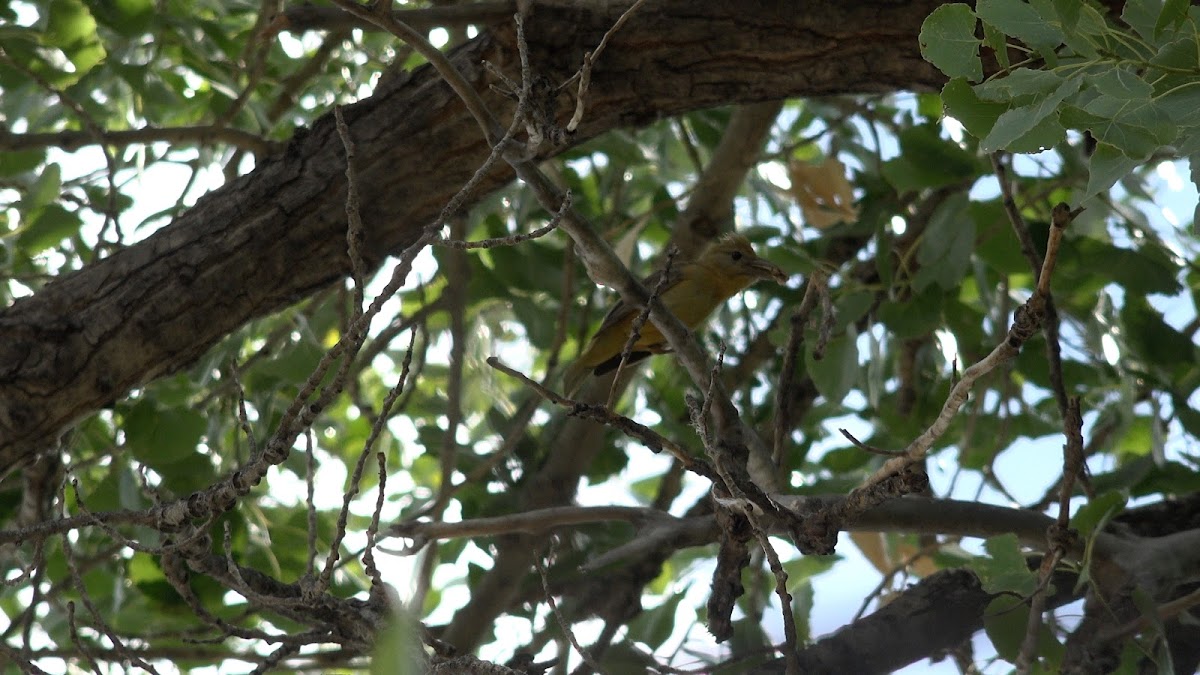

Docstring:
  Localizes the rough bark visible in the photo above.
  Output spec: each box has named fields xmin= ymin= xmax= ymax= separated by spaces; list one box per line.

xmin=0 ymin=0 xmax=944 ymax=458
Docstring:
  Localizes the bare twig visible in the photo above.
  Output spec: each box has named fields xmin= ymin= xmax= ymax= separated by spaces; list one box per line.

xmin=564 ymin=0 xmax=650 ymax=132
xmin=388 ymin=505 xmax=671 ymax=546
xmin=991 ymin=154 xmax=1081 ymax=418
xmin=607 ymin=246 xmax=677 ymax=409
xmin=535 ymin=542 xmax=609 ymax=674
xmin=0 ymin=49 xmax=122 ymax=249
xmin=487 ymin=357 xmax=716 ymax=479
xmin=328 ymin=0 xmax=505 ymax=145
xmin=0 ymin=124 xmax=274 ymax=155
xmin=750 ymin=529 xmax=801 ymax=674
xmin=773 ymin=272 xmax=828 ymax=466
xmin=854 ymin=204 xmax=1082 ymax=499
xmin=335 ymin=106 xmax=368 ymax=310
xmin=1100 ymin=586 xmax=1200 ymax=642
xmin=216 ymin=0 xmax=281 ymax=130
xmin=436 ymin=219 xmax=561 ymax=249
xmin=1017 ymin=397 xmax=1085 ymax=673
xmin=840 ymin=429 xmax=900 ymax=457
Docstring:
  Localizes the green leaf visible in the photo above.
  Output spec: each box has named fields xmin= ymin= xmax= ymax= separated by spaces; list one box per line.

xmin=26 ymin=162 xmax=62 ymax=209
xmin=1075 ymin=71 xmax=1176 ymax=158
xmin=791 ymin=580 xmax=816 ymax=643
xmin=1120 ymin=294 xmax=1198 ymax=374
xmin=122 ymin=400 xmax=207 ymax=468
xmin=980 ymin=75 xmax=1080 ymax=152
xmin=1151 ymin=36 xmax=1200 ymax=70
xmin=1070 ymin=491 xmax=1127 ymax=537
xmin=942 ymin=80 xmax=995 ymax=132
xmin=1192 ymin=154 xmax=1200 ymax=236
xmin=1090 ymin=67 xmax=1153 ymax=100
xmin=915 ymin=193 xmax=975 ymax=291
xmin=982 ymin=21 xmax=1011 ymax=69
xmin=945 ymin=77 xmax=1050 ymax=149
xmin=1084 ymin=142 xmax=1140 ymax=200
xmin=599 ymin=644 xmax=661 ymax=671
xmin=878 ymin=285 xmax=945 ymax=339
xmin=1054 ymin=0 xmax=1110 ymax=58
xmin=820 ymin=446 xmax=873 ymax=472
xmin=970 ymin=534 xmax=1038 ymax=595
xmin=976 ymin=0 xmax=1066 ymax=55
xmin=45 ymin=0 xmax=107 ymax=78
xmin=1051 ymin=0 xmax=1081 ymax=31
xmin=984 ymin=595 xmax=1063 ymax=666
xmin=0 ymin=149 xmax=45 ymax=177
xmin=833 ymin=290 xmax=875 ymax=331
xmin=45 ymin=0 xmax=97 ymax=47
xmin=1154 ymin=81 xmax=1200 ymax=127
xmin=782 ymin=553 xmax=839 ymax=588
xmin=370 ymin=613 xmax=424 ymax=675
xmin=983 ymin=597 xmax=1027 ymax=660
xmin=1156 ymin=0 xmax=1189 ymax=36
xmin=805 ymin=325 xmax=859 ymax=404
xmin=1069 ymin=238 xmax=1181 ymax=296
xmin=974 ymin=69 xmax=1067 ymax=103
xmin=1123 ymin=0 xmax=1186 ymax=42
xmin=919 ymin=4 xmax=984 ymax=81
xmin=627 ymin=593 xmax=685 ymax=648
xmin=882 ymin=124 xmax=981 ymax=192
xmin=91 ymin=0 xmax=155 ymax=36
xmin=18 ymin=203 xmax=81 ymax=254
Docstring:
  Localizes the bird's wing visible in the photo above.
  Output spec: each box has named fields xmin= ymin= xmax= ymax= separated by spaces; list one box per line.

xmin=591 ymin=265 xmax=687 ymax=339
xmin=562 ymin=263 xmax=688 ymax=396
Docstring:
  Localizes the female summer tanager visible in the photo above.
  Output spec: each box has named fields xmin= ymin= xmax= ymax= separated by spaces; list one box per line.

xmin=562 ymin=233 xmax=788 ymax=395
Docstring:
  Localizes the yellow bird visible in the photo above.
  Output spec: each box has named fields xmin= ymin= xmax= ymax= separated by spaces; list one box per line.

xmin=562 ymin=233 xmax=788 ymax=396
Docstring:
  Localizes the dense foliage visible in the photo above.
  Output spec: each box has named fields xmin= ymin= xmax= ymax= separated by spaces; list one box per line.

xmin=2 ymin=0 xmax=1199 ymax=673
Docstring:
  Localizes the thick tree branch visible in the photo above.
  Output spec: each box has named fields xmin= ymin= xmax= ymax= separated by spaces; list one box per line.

xmin=0 ymin=0 xmax=944 ymax=461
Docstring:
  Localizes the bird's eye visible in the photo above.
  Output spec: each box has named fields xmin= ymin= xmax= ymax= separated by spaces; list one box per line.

xmin=731 ymin=251 xmax=743 ymax=261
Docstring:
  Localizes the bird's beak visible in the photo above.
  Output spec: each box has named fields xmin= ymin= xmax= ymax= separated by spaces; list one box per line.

xmin=749 ymin=258 xmax=789 ymax=284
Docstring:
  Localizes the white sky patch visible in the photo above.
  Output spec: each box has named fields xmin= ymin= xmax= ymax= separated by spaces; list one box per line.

xmin=1101 ymin=333 xmax=1121 ymax=365
xmin=942 ymin=116 xmax=965 ymax=143
xmin=1156 ymin=160 xmax=1186 ymax=191
xmin=279 ymin=30 xmax=325 ymax=59
xmin=890 ymin=215 xmax=907 ymax=235
xmin=429 ymin=27 xmax=450 ymax=48
xmin=757 ymin=160 xmax=791 ymax=190
xmin=934 ymin=329 xmax=959 ymax=368
xmin=1162 ymin=205 xmax=1179 ymax=227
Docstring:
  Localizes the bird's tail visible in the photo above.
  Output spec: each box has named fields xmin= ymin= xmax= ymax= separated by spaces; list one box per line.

xmin=561 ymin=359 xmax=590 ymax=398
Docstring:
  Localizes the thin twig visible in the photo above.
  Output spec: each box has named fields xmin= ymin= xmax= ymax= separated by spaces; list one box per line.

xmin=328 ymin=0 xmax=505 ymax=145
xmin=487 ymin=357 xmax=716 ymax=479
xmin=750 ymin=530 xmax=801 ymax=675
xmin=436 ymin=219 xmax=561 ymax=249
xmin=1100 ymin=586 xmax=1200 ymax=642
xmin=0 ymin=125 xmax=274 ymax=155
xmin=855 ymin=204 xmax=1082 ymax=494
xmin=0 ymin=49 xmax=122 ymax=249
xmin=773 ymin=272 xmax=827 ymax=466
xmin=840 ymin=429 xmax=901 ymax=457
xmin=388 ymin=505 xmax=668 ymax=545
xmin=607 ymin=246 xmax=677 ymax=409
xmin=564 ymin=0 xmax=650 ymax=132
xmin=335 ymin=106 xmax=368 ymax=311
xmin=535 ymin=542 xmax=608 ymax=674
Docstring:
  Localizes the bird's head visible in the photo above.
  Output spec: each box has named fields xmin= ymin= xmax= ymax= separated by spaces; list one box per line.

xmin=696 ymin=233 xmax=789 ymax=288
